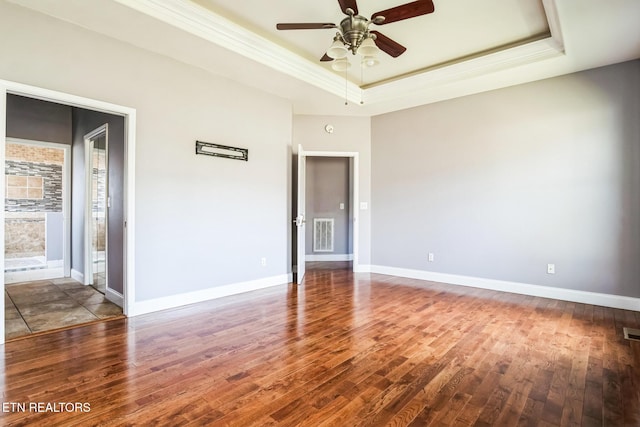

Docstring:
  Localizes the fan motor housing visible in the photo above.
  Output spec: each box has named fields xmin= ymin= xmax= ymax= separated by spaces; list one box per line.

xmin=339 ymin=15 xmax=370 ymax=53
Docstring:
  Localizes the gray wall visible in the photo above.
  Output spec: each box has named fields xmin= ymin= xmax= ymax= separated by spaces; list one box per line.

xmin=372 ymin=60 xmax=640 ymax=298
xmin=46 ymin=212 xmax=64 ymax=261
xmin=6 ymin=94 xmax=72 ymax=144
xmin=71 ymin=108 xmax=125 ymax=295
xmin=0 ymin=1 xmax=291 ymax=302
xmin=305 ymin=157 xmax=351 ymax=255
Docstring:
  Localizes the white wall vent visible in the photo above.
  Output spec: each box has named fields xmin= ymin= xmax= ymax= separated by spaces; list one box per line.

xmin=313 ymin=218 xmax=334 ymax=252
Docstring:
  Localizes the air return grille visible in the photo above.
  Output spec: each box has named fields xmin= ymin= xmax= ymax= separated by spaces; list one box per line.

xmin=313 ymin=218 xmax=334 ymax=252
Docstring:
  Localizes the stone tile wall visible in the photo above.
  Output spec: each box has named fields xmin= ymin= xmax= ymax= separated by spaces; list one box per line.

xmin=5 ymin=212 xmax=45 ymax=258
xmin=5 ymin=161 xmax=63 ymax=212
xmin=4 ymin=143 xmax=64 ymax=257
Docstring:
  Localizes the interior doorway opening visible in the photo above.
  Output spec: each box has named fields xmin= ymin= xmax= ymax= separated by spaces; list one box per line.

xmin=84 ymin=124 xmax=109 ymax=294
xmin=305 ymin=156 xmax=354 ymax=263
xmin=293 ymin=145 xmax=359 ymax=284
xmin=1 ymin=81 xmax=136 ymax=344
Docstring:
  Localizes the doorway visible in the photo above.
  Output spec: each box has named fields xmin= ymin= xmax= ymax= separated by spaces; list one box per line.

xmin=294 ymin=145 xmax=359 ymax=284
xmin=0 ymin=81 xmax=136 ymax=344
xmin=84 ymin=125 xmax=109 ymax=294
xmin=305 ymin=156 xmax=353 ymax=263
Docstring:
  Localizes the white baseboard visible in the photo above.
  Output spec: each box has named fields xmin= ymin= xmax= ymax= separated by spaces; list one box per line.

xmin=370 ymin=265 xmax=640 ymax=311
xmin=4 ymin=268 xmax=64 ymax=284
xmin=354 ymin=264 xmax=371 ymax=273
xmin=71 ymin=269 xmax=84 ymax=283
xmin=47 ymin=259 xmax=64 ymax=268
xmin=130 ymin=273 xmax=291 ymax=317
xmin=106 ymin=288 xmax=124 ymax=308
xmin=306 ymin=254 xmax=353 ymax=262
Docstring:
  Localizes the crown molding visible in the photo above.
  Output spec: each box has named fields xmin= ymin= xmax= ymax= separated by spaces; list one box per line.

xmin=113 ymin=0 xmax=362 ymax=103
xmin=364 ymin=37 xmax=564 ymax=105
xmin=113 ymin=0 xmax=564 ymax=109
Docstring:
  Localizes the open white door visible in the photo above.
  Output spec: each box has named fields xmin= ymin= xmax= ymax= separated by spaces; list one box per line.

xmin=295 ymin=144 xmax=306 ymax=284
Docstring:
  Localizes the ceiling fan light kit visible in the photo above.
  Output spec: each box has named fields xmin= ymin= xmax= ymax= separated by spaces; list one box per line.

xmin=362 ymin=55 xmax=379 ymax=68
xmin=331 ymin=57 xmax=351 ymax=71
xmin=327 ymin=38 xmax=348 ymax=59
xmin=357 ymin=37 xmax=380 ymax=56
xmin=277 ymin=0 xmax=435 ymax=72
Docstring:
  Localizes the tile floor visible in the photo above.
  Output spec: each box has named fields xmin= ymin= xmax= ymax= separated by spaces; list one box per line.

xmin=4 ymin=277 xmax=123 ymax=340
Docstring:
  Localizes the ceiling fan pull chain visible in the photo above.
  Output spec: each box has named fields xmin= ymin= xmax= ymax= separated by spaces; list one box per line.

xmin=360 ymin=59 xmax=364 ymax=105
xmin=344 ymin=66 xmax=348 ymax=106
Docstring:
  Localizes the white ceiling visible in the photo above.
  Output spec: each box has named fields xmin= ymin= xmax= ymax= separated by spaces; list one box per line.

xmin=10 ymin=0 xmax=640 ymax=116
xmin=192 ymin=0 xmax=551 ymax=87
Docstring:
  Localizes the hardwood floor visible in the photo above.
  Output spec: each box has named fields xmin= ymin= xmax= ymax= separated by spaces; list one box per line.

xmin=1 ymin=263 xmax=639 ymax=426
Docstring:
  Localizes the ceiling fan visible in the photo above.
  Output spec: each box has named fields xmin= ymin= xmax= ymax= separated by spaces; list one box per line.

xmin=276 ymin=0 xmax=435 ymax=70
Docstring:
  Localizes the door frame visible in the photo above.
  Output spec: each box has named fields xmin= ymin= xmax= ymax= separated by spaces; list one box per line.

xmin=296 ymin=146 xmax=360 ymax=281
xmin=0 ymin=79 xmax=137 ymax=345
xmin=84 ymin=124 xmax=109 ymax=291
xmin=4 ymin=137 xmax=72 ymax=282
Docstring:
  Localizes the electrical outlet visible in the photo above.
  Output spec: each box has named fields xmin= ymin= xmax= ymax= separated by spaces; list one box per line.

xmin=547 ymin=263 xmax=555 ymax=274
xmin=428 ymin=253 xmax=434 ymax=262
xmin=261 ymin=257 xmax=267 ymax=267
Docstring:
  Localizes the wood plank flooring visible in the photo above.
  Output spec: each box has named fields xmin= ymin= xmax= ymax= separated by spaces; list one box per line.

xmin=1 ymin=263 xmax=639 ymax=426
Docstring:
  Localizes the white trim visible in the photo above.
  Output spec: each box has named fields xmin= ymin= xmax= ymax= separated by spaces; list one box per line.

xmin=112 ymin=0 xmax=564 ymax=108
xmin=4 ymin=268 xmax=65 ymax=284
xmin=83 ymin=124 xmax=109 ymax=289
xmin=354 ymin=264 xmax=371 ymax=273
xmin=299 ymin=149 xmax=360 ymax=273
xmin=303 ymin=150 xmax=359 ymax=158
xmin=63 ymin=143 xmax=72 ymax=278
xmin=0 ymin=88 xmax=5 ymax=345
xmin=71 ymin=268 xmax=84 ymax=283
xmin=296 ymin=144 xmax=306 ymax=284
xmin=364 ymin=38 xmax=563 ymax=105
xmin=543 ymin=0 xmax=564 ymax=51
xmin=306 ymin=254 xmax=353 ymax=262
xmin=129 ymin=274 xmax=290 ymax=317
xmin=113 ymin=0 xmax=360 ymax=103
xmin=47 ymin=260 xmax=64 ymax=268
xmin=370 ymin=265 xmax=640 ymax=312
xmin=105 ymin=288 xmax=124 ymax=308
xmin=123 ymin=111 xmax=136 ymax=317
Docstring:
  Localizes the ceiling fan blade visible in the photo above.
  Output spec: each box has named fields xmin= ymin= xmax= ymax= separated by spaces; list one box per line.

xmin=338 ymin=0 xmax=358 ymax=15
xmin=276 ymin=23 xmax=337 ymax=30
xmin=370 ymin=31 xmax=406 ymax=58
xmin=371 ymin=0 xmax=435 ymax=25
xmin=320 ymin=53 xmax=333 ymax=62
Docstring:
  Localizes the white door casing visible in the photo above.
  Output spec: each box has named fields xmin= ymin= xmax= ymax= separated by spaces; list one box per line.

xmin=296 ymin=144 xmax=306 ymax=284
xmin=295 ymin=146 xmax=360 ymax=280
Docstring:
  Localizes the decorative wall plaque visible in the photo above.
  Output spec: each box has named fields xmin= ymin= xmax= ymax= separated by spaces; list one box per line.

xmin=195 ymin=141 xmax=248 ymax=161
